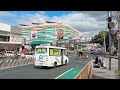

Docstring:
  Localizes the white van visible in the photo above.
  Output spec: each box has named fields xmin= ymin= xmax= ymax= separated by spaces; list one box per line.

xmin=35 ymin=46 xmax=69 ymax=67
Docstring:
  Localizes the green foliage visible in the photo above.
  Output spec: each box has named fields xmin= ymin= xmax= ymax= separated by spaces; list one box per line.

xmin=92 ymin=30 xmax=118 ymax=51
xmin=92 ymin=30 xmax=109 ymax=50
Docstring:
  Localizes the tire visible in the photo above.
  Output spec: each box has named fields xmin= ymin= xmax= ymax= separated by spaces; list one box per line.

xmin=65 ymin=60 xmax=67 ymax=64
xmin=54 ymin=62 xmax=57 ymax=67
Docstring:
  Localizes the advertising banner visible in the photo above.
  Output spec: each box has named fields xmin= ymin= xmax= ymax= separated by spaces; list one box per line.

xmin=31 ymin=31 xmax=37 ymax=40
xmin=55 ymin=28 xmax=65 ymax=36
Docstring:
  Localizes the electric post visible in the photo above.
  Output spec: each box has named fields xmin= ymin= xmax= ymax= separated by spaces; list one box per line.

xmin=107 ymin=11 xmax=112 ymax=70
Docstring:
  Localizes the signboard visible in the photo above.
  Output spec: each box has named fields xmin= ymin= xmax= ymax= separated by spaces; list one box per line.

xmin=22 ymin=37 xmax=26 ymax=44
xmin=55 ymin=28 xmax=65 ymax=36
xmin=10 ymin=36 xmax=17 ymax=42
xmin=31 ymin=31 xmax=37 ymax=40
xmin=10 ymin=36 xmax=22 ymax=43
xmin=0 ymin=23 xmax=11 ymax=32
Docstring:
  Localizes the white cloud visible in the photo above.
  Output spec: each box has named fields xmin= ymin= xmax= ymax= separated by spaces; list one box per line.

xmin=50 ymin=12 xmax=107 ymax=36
xmin=16 ymin=12 xmax=49 ymax=25
xmin=0 ymin=11 xmax=15 ymax=17
xmin=15 ymin=11 xmax=107 ymax=37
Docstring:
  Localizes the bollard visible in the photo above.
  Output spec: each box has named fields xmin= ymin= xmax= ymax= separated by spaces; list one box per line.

xmin=5 ymin=60 xmax=10 ymax=67
xmin=0 ymin=61 xmax=5 ymax=68
xmin=10 ymin=60 xmax=15 ymax=67
xmin=24 ymin=59 xmax=27 ymax=64
xmin=13 ymin=60 xmax=18 ymax=66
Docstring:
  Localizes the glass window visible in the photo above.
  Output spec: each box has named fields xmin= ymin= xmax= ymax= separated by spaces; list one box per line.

xmin=49 ymin=48 xmax=54 ymax=56
xmin=64 ymin=49 xmax=68 ymax=56
xmin=36 ymin=48 xmax=47 ymax=53
xmin=58 ymin=49 xmax=61 ymax=56
xmin=49 ymin=48 xmax=61 ymax=56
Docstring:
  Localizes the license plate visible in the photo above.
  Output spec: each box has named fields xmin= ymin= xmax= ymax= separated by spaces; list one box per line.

xmin=39 ymin=63 xmax=43 ymax=65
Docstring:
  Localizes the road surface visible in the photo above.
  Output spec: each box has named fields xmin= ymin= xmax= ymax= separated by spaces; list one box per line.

xmin=0 ymin=55 xmax=93 ymax=79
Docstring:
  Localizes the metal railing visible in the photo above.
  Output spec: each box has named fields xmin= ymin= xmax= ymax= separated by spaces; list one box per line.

xmin=0 ymin=56 xmax=35 ymax=69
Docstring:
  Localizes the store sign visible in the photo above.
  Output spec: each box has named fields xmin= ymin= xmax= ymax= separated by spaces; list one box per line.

xmin=10 ymin=36 xmax=22 ymax=43
xmin=31 ymin=31 xmax=37 ymax=39
xmin=0 ymin=23 xmax=11 ymax=32
xmin=55 ymin=28 xmax=65 ymax=36
xmin=22 ymin=37 xmax=26 ymax=44
xmin=10 ymin=36 xmax=17 ymax=42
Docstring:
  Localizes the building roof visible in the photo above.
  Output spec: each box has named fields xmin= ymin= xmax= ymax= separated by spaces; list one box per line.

xmin=20 ymin=23 xmax=84 ymax=37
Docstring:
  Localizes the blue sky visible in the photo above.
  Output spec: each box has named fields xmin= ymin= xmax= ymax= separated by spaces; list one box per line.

xmin=0 ymin=11 xmax=71 ymax=26
xmin=0 ymin=11 xmax=107 ymax=37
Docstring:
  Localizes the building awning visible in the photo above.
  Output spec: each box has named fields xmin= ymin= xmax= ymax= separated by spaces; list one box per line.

xmin=30 ymin=40 xmax=53 ymax=45
xmin=0 ymin=41 xmax=22 ymax=44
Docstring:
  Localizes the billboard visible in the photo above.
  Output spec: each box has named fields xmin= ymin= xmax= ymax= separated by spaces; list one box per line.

xmin=0 ymin=23 xmax=11 ymax=32
xmin=55 ymin=28 xmax=65 ymax=36
xmin=31 ymin=31 xmax=37 ymax=40
xmin=10 ymin=36 xmax=22 ymax=43
xmin=10 ymin=36 xmax=17 ymax=42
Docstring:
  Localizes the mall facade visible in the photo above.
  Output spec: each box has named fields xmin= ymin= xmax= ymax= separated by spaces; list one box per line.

xmin=20 ymin=22 xmax=85 ymax=51
xmin=0 ymin=22 xmax=85 ymax=53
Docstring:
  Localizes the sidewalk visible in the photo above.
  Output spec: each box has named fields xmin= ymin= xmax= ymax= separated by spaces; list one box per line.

xmin=92 ymin=57 xmax=120 ymax=79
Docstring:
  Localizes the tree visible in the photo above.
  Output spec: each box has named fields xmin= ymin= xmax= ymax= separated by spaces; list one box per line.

xmin=92 ymin=30 xmax=109 ymax=50
xmin=92 ymin=30 xmax=118 ymax=51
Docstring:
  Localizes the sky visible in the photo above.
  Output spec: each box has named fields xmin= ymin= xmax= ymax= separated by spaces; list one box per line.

xmin=0 ymin=11 xmax=113 ymax=38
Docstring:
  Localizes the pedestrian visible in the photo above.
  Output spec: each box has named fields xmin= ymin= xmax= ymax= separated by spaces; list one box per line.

xmin=99 ymin=55 xmax=107 ymax=68
xmin=93 ymin=55 xmax=101 ymax=68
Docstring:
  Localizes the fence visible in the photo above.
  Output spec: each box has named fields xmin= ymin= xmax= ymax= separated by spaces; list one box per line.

xmin=0 ymin=57 xmax=35 ymax=69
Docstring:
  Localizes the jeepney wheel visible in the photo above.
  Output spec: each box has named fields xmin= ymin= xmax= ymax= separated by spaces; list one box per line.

xmin=54 ymin=62 xmax=57 ymax=67
xmin=65 ymin=60 xmax=67 ymax=64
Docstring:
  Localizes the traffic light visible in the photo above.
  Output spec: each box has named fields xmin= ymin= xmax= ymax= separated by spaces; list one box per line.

xmin=108 ymin=22 xmax=115 ymax=29
xmin=107 ymin=17 xmax=112 ymax=22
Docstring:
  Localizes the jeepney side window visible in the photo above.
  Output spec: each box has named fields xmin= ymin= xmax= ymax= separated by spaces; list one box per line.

xmin=64 ymin=49 xmax=68 ymax=56
xmin=49 ymin=48 xmax=54 ymax=56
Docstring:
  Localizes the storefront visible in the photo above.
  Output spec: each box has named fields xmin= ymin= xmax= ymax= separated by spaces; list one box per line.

xmin=0 ymin=23 xmax=22 ymax=52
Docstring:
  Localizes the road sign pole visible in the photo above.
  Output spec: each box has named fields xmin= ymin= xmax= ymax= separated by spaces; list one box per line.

xmin=107 ymin=11 xmax=112 ymax=70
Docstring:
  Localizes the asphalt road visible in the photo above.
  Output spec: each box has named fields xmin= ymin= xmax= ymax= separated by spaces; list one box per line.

xmin=0 ymin=54 xmax=94 ymax=79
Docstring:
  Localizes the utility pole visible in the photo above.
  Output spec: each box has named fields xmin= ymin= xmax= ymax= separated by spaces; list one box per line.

xmin=107 ymin=11 xmax=112 ymax=70
xmin=104 ymin=34 xmax=106 ymax=52
xmin=103 ymin=30 xmax=106 ymax=53
xmin=117 ymin=11 xmax=120 ymax=70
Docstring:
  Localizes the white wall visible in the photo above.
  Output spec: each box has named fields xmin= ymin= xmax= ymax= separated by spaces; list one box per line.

xmin=0 ymin=23 xmax=11 ymax=32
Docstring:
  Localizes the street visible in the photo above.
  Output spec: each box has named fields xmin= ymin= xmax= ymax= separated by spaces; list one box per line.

xmin=0 ymin=55 xmax=93 ymax=79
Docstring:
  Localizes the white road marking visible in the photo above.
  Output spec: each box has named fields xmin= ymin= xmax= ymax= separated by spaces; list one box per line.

xmin=54 ymin=68 xmax=74 ymax=79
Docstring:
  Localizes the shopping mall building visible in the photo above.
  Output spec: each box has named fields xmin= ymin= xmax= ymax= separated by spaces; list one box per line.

xmin=20 ymin=21 xmax=85 ymax=51
xmin=0 ymin=22 xmax=85 ymax=55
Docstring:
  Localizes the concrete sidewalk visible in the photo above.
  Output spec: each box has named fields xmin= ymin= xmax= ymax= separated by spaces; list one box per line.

xmin=92 ymin=57 xmax=120 ymax=79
